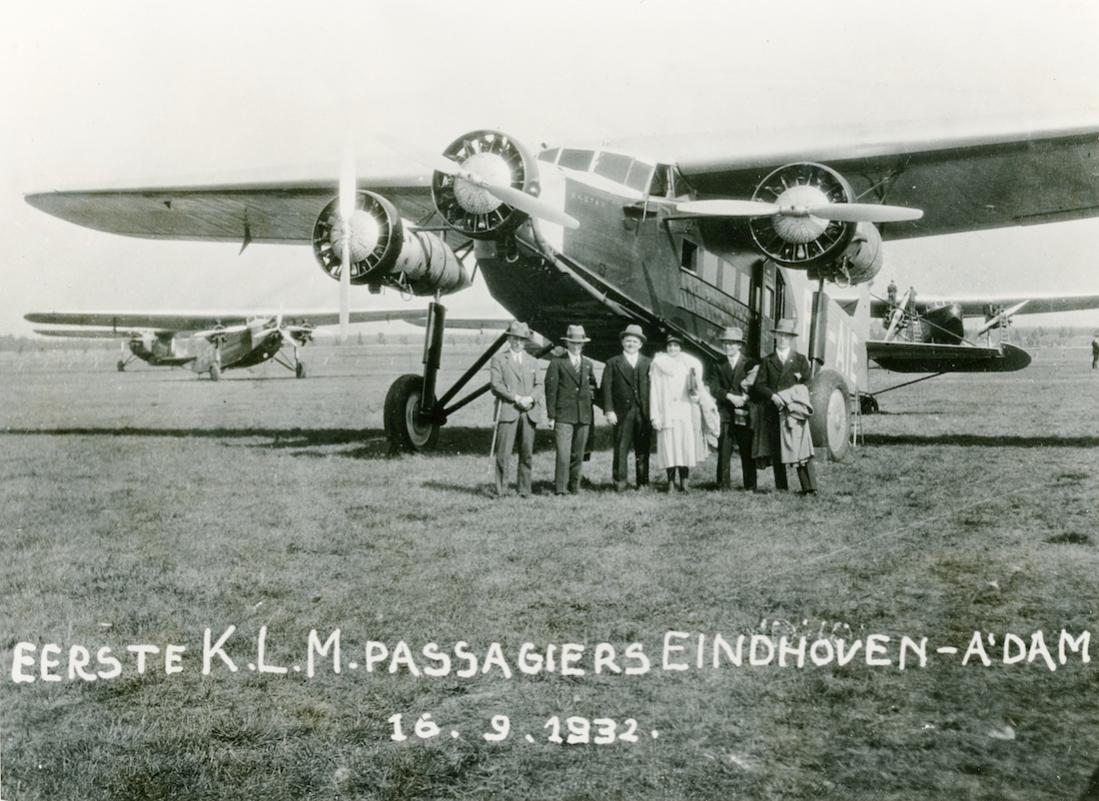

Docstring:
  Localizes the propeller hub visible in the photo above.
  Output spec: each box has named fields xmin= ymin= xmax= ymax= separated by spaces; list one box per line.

xmin=330 ymin=209 xmax=381 ymax=264
xmin=772 ymin=184 xmax=830 ymax=243
xmin=453 ymin=152 xmax=511 ymax=214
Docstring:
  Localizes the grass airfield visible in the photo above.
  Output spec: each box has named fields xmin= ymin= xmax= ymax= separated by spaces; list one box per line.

xmin=2 ymin=342 xmax=1098 ymax=801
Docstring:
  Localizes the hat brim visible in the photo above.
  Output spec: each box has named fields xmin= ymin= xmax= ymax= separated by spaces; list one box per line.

xmin=770 ymin=328 xmax=799 ymax=336
xmin=620 ymin=332 xmax=647 ymax=342
xmin=718 ymin=336 xmax=746 ymax=343
xmin=562 ymin=337 xmax=591 ymax=343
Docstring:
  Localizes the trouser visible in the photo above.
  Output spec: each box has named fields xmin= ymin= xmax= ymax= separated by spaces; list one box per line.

xmin=611 ymin=407 xmax=651 ymax=488
xmin=1093 ymin=351 xmax=1098 ymax=369
xmin=554 ymin=421 xmax=590 ymax=493
xmin=765 ymin=415 xmax=818 ymax=493
xmin=717 ymin=421 xmax=756 ymax=490
xmin=494 ymin=414 xmax=535 ymax=496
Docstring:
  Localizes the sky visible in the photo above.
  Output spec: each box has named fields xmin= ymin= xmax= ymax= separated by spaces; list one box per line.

xmin=3 ymin=0 xmax=1099 ymax=336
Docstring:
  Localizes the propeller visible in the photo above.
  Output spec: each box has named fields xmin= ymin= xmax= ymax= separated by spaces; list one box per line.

xmin=677 ymin=198 xmax=922 ymax=224
xmin=390 ymin=139 xmax=580 ymax=230
xmin=974 ymin=300 xmax=1029 ymax=338
xmin=884 ymin=286 xmax=913 ymax=341
xmin=338 ymin=143 xmax=355 ymax=343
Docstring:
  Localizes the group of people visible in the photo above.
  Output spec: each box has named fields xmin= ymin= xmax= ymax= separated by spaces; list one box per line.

xmin=488 ymin=319 xmax=818 ymax=497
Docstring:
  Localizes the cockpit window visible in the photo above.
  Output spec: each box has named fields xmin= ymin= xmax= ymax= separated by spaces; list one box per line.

xmin=593 ymin=152 xmax=632 ymax=184
xmin=625 ymin=160 xmax=655 ymax=193
xmin=537 ymin=148 xmax=560 ymax=164
xmin=558 ymin=148 xmax=595 ymax=171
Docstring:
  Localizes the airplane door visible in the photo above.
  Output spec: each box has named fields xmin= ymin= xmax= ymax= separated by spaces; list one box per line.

xmin=748 ymin=259 xmax=774 ymax=357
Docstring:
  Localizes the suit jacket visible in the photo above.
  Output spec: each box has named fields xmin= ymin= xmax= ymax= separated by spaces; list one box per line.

xmin=708 ymin=354 xmax=758 ymax=424
xmin=545 ymin=354 xmax=598 ymax=425
xmin=750 ymin=350 xmax=813 ymax=417
xmin=601 ymin=353 xmax=651 ymax=419
xmin=490 ymin=349 xmax=543 ymax=423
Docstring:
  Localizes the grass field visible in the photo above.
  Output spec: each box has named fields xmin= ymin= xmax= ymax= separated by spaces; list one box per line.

xmin=2 ymin=343 xmax=1098 ymax=800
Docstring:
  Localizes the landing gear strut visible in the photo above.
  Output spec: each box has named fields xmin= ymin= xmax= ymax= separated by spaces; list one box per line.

xmin=273 ymin=341 xmax=306 ymax=378
xmin=383 ymin=301 xmax=511 ymax=454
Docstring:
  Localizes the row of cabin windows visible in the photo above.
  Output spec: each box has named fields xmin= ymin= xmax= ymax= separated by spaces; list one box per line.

xmin=538 ymin=147 xmax=659 ymax=194
xmin=681 ymin=241 xmax=786 ymax=320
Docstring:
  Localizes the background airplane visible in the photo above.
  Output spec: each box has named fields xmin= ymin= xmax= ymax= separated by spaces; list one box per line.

xmin=25 ymin=309 xmax=429 ymax=379
xmin=24 ymin=117 xmax=1099 ymax=458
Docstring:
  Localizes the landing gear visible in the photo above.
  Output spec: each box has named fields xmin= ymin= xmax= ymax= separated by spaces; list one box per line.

xmin=295 ymin=362 xmax=306 ymax=379
xmin=209 ymin=363 xmax=221 ymax=381
xmin=117 ymin=360 xmax=126 ymax=372
xmin=859 ymin=393 xmax=880 ymax=415
xmin=273 ymin=342 xmax=307 ymax=378
xmin=383 ymin=300 xmax=516 ymax=454
xmin=809 ymin=369 xmax=851 ymax=461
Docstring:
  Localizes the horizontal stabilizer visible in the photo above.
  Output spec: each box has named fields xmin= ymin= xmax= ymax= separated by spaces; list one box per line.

xmin=867 ymin=340 xmax=1031 ymax=373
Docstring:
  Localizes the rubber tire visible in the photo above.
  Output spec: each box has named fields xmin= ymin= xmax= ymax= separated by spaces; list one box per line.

xmin=809 ymin=369 xmax=850 ymax=461
xmin=295 ymin=362 xmax=306 ymax=379
xmin=117 ymin=360 xmax=126 ymax=372
xmin=209 ymin=364 xmax=221 ymax=381
xmin=384 ymin=374 xmax=440 ymax=453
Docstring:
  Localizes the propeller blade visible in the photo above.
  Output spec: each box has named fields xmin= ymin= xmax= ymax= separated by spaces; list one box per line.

xmin=676 ymin=199 xmax=780 ymax=217
xmin=339 ymin=142 xmax=354 ymax=343
xmin=805 ymin=203 xmax=924 ymax=223
xmin=485 ymin=183 xmax=580 ymax=230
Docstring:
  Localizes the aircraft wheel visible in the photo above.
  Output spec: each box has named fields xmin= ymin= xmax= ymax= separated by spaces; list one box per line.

xmin=209 ymin=364 xmax=221 ymax=381
xmin=295 ymin=362 xmax=306 ymax=379
xmin=384 ymin=374 xmax=440 ymax=453
xmin=116 ymin=360 xmax=126 ymax=372
xmin=809 ymin=369 xmax=850 ymax=461
xmin=859 ymin=393 xmax=880 ymax=415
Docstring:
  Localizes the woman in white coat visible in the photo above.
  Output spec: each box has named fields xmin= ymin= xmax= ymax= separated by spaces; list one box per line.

xmin=649 ymin=335 xmax=709 ymax=491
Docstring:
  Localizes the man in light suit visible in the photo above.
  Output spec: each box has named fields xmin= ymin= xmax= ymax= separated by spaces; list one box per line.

xmin=489 ymin=321 xmax=542 ymax=498
xmin=601 ymin=324 xmax=651 ymax=491
xmin=708 ymin=325 xmax=758 ymax=491
xmin=544 ymin=324 xmax=599 ymax=495
xmin=750 ymin=318 xmax=818 ymax=494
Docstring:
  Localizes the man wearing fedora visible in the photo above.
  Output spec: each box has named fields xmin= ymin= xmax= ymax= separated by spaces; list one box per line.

xmin=708 ymin=325 xmax=758 ymax=491
xmin=750 ymin=318 xmax=819 ymax=494
xmin=489 ymin=321 xmax=542 ymax=497
xmin=600 ymin=324 xmax=652 ymax=491
xmin=544 ymin=324 xmax=599 ymax=494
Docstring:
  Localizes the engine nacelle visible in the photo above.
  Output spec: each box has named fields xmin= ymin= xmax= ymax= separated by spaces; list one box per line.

xmin=816 ymin=222 xmax=882 ymax=286
xmin=431 ymin=129 xmax=539 ymax=239
xmin=312 ymin=191 xmax=470 ymax=296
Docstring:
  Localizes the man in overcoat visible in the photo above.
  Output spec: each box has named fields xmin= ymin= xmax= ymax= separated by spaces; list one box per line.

xmin=749 ymin=318 xmax=818 ymax=494
xmin=544 ymin=324 xmax=599 ymax=494
xmin=708 ymin=325 xmax=758 ymax=491
xmin=600 ymin=324 xmax=652 ymax=491
xmin=489 ymin=321 xmax=542 ymax=497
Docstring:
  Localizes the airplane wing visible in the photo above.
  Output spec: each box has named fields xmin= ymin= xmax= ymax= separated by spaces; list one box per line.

xmin=866 ymin=340 xmax=1032 ymax=373
xmin=670 ymin=117 xmax=1099 ymax=241
xmin=25 ymin=309 xmax=429 ymax=331
xmin=25 ymin=117 xmax=1099 ymax=245
xmin=864 ymin=292 xmax=1099 ymax=318
xmin=33 ymin=327 xmax=156 ymax=338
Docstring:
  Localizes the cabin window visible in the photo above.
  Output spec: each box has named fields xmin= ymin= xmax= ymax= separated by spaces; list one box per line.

xmin=680 ymin=240 xmax=698 ymax=272
xmin=593 ymin=152 xmax=632 ymax=184
xmin=736 ymin=265 xmax=752 ymax=306
xmin=558 ymin=148 xmax=595 ymax=171
xmin=537 ymin=148 xmax=560 ymax=164
xmin=719 ymin=260 xmax=736 ymax=295
xmin=626 ymin=160 xmax=655 ymax=193
xmin=701 ymin=251 xmax=719 ymax=285
xmin=763 ymin=285 xmax=775 ymax=319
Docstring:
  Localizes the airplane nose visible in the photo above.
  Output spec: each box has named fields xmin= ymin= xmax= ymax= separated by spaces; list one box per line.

xmin=330 ymin=208 xmax=380 ymax=264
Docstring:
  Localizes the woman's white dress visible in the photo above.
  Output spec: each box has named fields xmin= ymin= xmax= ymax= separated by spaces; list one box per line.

xmin=649 ymin=351 xmax=708 ymax=468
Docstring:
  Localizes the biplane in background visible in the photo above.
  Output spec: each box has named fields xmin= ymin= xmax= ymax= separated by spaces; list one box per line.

xmin=25 ymin=116 xmax=1099 ymax=458
xmin=25 ymin=309 xmax=428 ymax=379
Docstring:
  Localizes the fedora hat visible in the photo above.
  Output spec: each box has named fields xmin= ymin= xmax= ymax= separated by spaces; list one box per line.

xmin=504 ymin=320 xmax=531 ymax=339
xmin=770 ymin=319 xmax=799 ymax=336
xmin=561 ymin=324 xmax=591 ymax=343
xmin=619 ymin=324 xmax=647 ymax=343
xmin=718 ymin=326 xmax=746 ymax=343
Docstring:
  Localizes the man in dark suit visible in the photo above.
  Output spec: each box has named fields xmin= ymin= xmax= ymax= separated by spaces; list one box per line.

xmin=489 ymin=321 xmax=542 ymax=497
xmin=544 ymin=324 xmax=599 ymax=495
xmin=600 ymin=324 xmax=652 ymax=491
xmin=708 ymin=326 xmax=758 ymax=491
xmin=750 ymin=318 xmax=818 ymax=494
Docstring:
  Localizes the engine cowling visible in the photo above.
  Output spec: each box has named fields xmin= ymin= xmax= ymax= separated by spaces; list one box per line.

xmin=311 ymin=191 xmax=470 ymax=296
xmin=821 ymin=222 xmax=883 ymax=286
xmin=749 ymin=162 xmax=856 ymax=268
xmin=431 ymin=129 xmax=539 ymax=239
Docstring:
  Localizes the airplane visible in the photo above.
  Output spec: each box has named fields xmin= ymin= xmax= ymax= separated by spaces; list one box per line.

xmin=24 ymin=117 xmax=1099 ymax=459
xmin=25 ymin=309 xmax=429 ymax=379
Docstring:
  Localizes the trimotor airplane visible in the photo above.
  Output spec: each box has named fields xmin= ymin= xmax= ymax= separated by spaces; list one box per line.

xmin=25 ymin=309 xmax=429 ymax=379
xmin=25 ymin=118 xmax=1099 ymax=458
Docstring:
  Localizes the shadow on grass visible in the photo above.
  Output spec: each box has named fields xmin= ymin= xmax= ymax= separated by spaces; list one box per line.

xmin=863 ymin=433 xmax=1099 ymax=448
